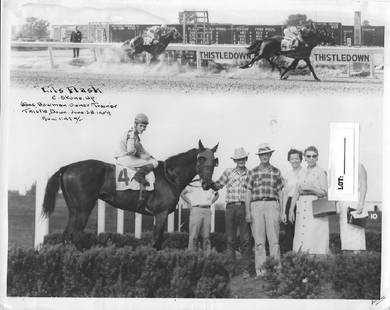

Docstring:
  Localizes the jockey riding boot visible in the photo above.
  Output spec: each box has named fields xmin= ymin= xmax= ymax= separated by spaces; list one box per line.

xmin=133 ymin=164 xmax=155 ymax=187
xmin=133 ymin=164 xmax=154 ymax=211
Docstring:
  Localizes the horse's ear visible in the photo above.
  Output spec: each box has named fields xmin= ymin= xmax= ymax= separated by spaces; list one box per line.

xmin=211 ymin=143 xmax=219 ymax=153
xmin=198 ymin=140 xmax=205 ymax=151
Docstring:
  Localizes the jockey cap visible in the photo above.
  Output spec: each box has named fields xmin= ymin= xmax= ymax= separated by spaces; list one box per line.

xmin=134 ymin=113 xmax=149 ymax=125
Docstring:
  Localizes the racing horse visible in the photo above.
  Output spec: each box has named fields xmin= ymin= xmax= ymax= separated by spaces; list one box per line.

xmin=240 ymin=25 xmax=335 ymax=80
xmin=42 ymin=140 xmax=218 ymax=249
xmin=121 ymin=27 xmax=182 ymax=62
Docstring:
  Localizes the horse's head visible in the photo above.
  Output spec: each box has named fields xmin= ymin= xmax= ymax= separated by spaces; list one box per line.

xmin=196 ymin=140 xmax=219 ymax=190
xmin=308 ymin=25 xmax=335 ymax=46
xmin=164 ymin=27 xmax=182 ymax=42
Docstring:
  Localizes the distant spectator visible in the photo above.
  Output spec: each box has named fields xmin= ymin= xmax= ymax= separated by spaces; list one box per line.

xmin=70 ymin=26 xmax=82 ymax=58
xmin=181 ymin=177 xmax=219 ymax=255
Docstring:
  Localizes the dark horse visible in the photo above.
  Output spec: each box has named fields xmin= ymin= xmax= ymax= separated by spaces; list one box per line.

xmin=42 ymin=140 xmax=218 ymax=249
xmin=240 ymin=25 xmax=334 ymax=80
xmin=121 ymin=27 xmax=182 ymax=62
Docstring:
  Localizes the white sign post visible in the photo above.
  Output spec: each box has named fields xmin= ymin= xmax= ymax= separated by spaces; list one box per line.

xmin=328 ymin=123 xmax=359 ymax=201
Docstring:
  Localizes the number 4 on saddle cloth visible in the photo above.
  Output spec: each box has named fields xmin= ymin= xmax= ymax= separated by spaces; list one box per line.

xmin=116 ymin=165 xmax=156 ymax=191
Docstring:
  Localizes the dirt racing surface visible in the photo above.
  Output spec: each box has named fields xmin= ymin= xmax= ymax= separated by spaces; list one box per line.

xmin=10 ymin=67 xmax=383 ymax=96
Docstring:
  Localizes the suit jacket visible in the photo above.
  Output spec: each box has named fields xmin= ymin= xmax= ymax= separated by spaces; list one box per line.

xmin=70 ymin=30 xmax=82 ymax=43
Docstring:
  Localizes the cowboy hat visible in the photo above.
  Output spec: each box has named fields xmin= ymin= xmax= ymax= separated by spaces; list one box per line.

xmin=255 ymin=143 xmax=275 ymax=155
xmin=231 ymin=147 xmax=249 ymax=160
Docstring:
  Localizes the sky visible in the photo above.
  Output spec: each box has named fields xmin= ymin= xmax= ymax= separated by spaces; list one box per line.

xmin=7 ymin=89 xmax=383 ymax=202
xmin=4 ymin=0 xmax=389 ymax=27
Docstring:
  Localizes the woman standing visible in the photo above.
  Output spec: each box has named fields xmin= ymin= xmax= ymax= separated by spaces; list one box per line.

xmin=289 ymin=146 xmax=329 ymax=254
xmin=282 ymin=149 xmax=305 ymax=251
xmin=338 ymin=163 xmax=367 ymax=251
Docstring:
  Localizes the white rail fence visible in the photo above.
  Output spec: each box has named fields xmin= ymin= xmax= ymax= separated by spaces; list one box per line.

xmin=34 ymin=176 xmax=216 ymax=249
xmin=11 ymin=41 xmax=384 ymax=77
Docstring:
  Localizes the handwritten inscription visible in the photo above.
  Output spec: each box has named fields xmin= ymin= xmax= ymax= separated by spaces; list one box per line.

xmin=20 ymin=85 xmax=116 ymax=123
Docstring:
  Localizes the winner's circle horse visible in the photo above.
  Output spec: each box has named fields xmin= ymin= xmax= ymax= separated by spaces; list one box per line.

xmin=42 ymin=140 xmax=218 ymax=249
xmin=121 ymin=27 xmax=182 ymax=62
xmin=240 ymin=25 xmax=335 ymax=80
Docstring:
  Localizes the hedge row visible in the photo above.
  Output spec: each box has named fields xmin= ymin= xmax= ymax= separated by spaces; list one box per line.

xmin=7 ymin=244 xmax=231 ymax=297
xmin=8 ymin=244 xmax=381 ymax=299
xmin=43 ymin=231 xmax=382 ymax=253
xmin=262 ymin=251 xmax=381 ymax=299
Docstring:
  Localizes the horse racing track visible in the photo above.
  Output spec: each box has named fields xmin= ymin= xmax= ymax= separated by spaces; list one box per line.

xmin=9 ymin=47 xmax=383 ymax=95
xmin=10 ymin=66 xmax=383 ymax=96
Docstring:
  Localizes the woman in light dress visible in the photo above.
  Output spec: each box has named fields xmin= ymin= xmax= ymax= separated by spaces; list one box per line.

xmin=337 ymin=163 xmax=367 ymax=251
xmin=281 ymin=149 xmax=305 ymax=251
xmin=289 ymin=146 xmax=329 ymax=254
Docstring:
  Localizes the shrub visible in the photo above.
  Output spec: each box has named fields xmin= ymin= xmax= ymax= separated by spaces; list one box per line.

xmin=8 ymin=244 xmax=231 ymax=297
xmin=275 ymin=251 xmax=332 ymax=299
xmin=262 ymin=257 xmax=281 ymax=297
xmin=7 ymin=247 xmax=40 ymax=296
xmin=332 ymin=251 xmax=381 ymax=299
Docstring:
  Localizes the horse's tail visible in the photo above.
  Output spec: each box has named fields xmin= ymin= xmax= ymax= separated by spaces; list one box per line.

xmin=247 ymin=40 xmax=263 ymax=54
xmin=42 ymin=166 xmax=67 ymax=217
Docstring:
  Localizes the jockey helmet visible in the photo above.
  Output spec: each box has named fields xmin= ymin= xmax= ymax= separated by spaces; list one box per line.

xmin=134 ymin=113 xmax=149 ymax=125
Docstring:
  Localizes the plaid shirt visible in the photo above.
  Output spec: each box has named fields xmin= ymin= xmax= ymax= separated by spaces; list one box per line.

xmin=244 ymin=164 xmax=283 ymax=201
xmin=216 ymin=167 xmax=249 ymax=203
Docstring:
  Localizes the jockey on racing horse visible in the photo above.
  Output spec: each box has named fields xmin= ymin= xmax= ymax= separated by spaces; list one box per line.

xmin=144 ymin=24 xmax=168 ymax=46
xmin=281 ymin=23 xmax=314 ymax=51
xmin=115 ymin=113 xmax=158 ymax=206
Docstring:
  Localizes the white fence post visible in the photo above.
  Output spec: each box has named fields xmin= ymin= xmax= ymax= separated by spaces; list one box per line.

xmin=370 ymin=53 xmax=375 ymax=78
xmin=196 ymin=50 xmax=201 ymax=72
xmin=34 ymin=176 xmax=49 ymax=249
xmin=48 ymin=46 xmax=55 ymax=69
xmin=97 ymin=200 xmax=105 ymax=234
xmin=117 ymin=209 xmax=124 ymax=234
xmin=167 ymin=212 xmax=174 ymax=232
xmin=135 ymin=213 xmax=142 ymax=238
xmin=178 ymin=202 xmax=182 ymax=232
xmin=211 ymin=204 xmax=215 ymax=233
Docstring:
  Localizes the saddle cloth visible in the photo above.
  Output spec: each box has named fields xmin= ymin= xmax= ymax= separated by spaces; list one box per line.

xmin=281 ymin=38 xmax=297 ymax=51
xmin=115 ymin=165 xmax=155 ymax=191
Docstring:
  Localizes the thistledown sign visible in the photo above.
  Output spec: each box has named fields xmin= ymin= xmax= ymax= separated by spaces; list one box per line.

xmin=311 ymin=46 xmax=379 ymax=64
xmin=199 ymin=50 xmax=253 ymax=62
xmin=166 ymin=44 xmax=382 ymax=65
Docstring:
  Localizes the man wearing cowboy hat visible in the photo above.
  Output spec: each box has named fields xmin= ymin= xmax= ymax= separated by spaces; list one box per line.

xmin=211 ymin=147 xmax=253 ymax=279
xmin=244 ymin=143 xmax=284 ymax=278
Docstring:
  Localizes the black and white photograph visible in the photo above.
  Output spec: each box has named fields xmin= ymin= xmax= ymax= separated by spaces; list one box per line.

xmin=1 ymin=0 xmax=389 ymax=308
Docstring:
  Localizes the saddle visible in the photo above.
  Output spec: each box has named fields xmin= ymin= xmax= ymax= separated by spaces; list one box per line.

xmin=115 ymin=165 xmax=155 ymax=191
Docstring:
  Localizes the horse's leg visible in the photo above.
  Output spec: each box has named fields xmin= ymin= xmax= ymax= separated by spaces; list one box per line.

xmin=267 ymin=57 xmax=282 ymax=74
xmin=240 ymin=54 xmax=261 ymax=69
xmin=61 ymin=174 xmax=99 ymax=245
xmin=304 ymin=59 xmax=320 ymax=81
xmin=153 ymin=209 xmax=169 ymax=250
xmin=280 ymin=59 xmax=299 ymax=80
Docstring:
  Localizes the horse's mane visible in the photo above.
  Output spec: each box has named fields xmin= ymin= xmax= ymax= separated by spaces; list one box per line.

xmin=163 ymin=148 xmax=198 ymax=168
